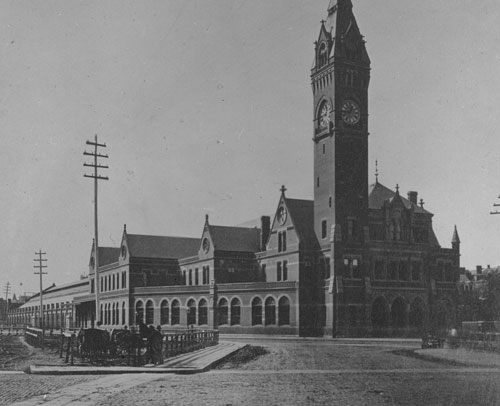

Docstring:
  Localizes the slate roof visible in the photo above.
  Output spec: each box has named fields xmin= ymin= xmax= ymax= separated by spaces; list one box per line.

xmin=126 ymin=234 xmax=200 ymax=259
xmin=98 ymin=247 xmax=120 ymax=266
xmin=285 ymin=198 xmax=319 ymax=250
xmin=208 ymin=225 xmax=261 ymax=253
xmin=369 ymin=182 xmax=432 ymax=215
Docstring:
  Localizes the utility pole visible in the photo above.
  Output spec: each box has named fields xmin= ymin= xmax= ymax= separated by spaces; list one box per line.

xmin=84 ymin=135 xmax=108 ymax=326
xmin=3 ymin=282 xmax=10 ymax=324
xmin=34 ymin=250 xmax=47 ymax=347
xmin=491 ymin=195 xmax=500 ymax=215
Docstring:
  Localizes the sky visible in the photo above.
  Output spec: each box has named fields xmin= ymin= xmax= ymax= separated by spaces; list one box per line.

xmin=1 ymin=0 xmax=499 ymax=297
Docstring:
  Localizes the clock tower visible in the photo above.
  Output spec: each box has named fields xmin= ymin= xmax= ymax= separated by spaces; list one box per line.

xmin=311 ymin=0 xmax=370 ymax=249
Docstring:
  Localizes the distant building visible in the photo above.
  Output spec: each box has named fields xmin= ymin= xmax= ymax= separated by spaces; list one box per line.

xmin=9 ymin=0 xmax=460 ymax=336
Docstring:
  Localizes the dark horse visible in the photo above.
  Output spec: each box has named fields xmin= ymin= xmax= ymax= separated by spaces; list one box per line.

xmin=78 ymin=328 xmax=110 ymax=364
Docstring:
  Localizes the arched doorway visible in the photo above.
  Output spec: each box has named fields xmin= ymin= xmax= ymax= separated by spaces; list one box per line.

xmin=187 ymin=299 xmax=196 ymax=326
xmin=145 ymin=300 xmax=154 ymax=325
xmin=409 ymin=297 xmax=426 ymax=336
xmin=391 ymin=297 xmax=407 ymax=335
xmin=278 ymin=297 xmax=290 ymax=326
xmin=371 ymin=297 xmax=388 ymax=336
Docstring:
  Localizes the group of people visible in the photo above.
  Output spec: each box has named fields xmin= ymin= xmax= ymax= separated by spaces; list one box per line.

xmin=138 ymin=320 xmax=164 ymax=365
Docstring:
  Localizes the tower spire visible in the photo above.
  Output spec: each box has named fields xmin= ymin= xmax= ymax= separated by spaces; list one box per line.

xmin=452 ymin=225 xmax=460 ymax=252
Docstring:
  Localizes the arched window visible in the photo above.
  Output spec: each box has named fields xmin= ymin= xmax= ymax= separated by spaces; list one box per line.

xmin=318 ymin=42 xmax=328 ymax=67
xmin=218 ymin=298 xmax=228 ymax=325
xmin=171 ymin=300 xmax=180 ymax=325
xmin=187 ymin=299 xmax=197 ymax=326
xmin=112 ymin=274 xmax=115 ymax=290
xmin=112 ymin=303 xmax=116 ymax=325
xmin=135 ymin=301 xmax=144 ymax=324
xmin=100 ymin=304 xmax=103 ymax=324
xmin=188 ymin=269 xmax=193 ymax=286
xmin=122 ymin=302 xmax=126 ymax=325
xmin=160 ymin=300 xmax=169 ymax=325
xmin=252 ymin=298 xmax=263 ymax=326
xmin=278 ymin=297 xmax=290 ymax=326
xmin=198 ymin=299 xmax=208 ymax=325
xmin=265 ymin=297 xmax=276 ymax=326
xmin=230 ymin=298 xmax=241 ymax=326
xmin=146 ymin=300 xmax=154 ymax=325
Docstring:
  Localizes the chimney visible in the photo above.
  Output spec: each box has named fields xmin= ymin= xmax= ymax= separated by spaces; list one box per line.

xmin=407 ymin=191 xmax=418 ymax=205
xmin=260 ymin=216 xmax=271 ymax=251
xmin=476 ymin=265 xmax=483 ymax=275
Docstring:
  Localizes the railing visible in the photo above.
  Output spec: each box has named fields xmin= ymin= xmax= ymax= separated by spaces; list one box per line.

xmin=65 ymin=328 xmax=219 ymax=366
xmin=0 ymin=327 xmax=25 ymax=336
xmin=163 ymin=329 xmax=219 ymax=359
xmin=25 ymin=327 xmax=44 ymax=347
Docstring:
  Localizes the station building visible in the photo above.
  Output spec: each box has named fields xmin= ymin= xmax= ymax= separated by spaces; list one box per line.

xmin=9 ymin=0 xmax=460 ymax=337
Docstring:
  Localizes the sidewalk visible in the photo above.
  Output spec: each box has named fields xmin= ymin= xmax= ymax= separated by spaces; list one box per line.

xmin=415 ymin=347 xmax=500 ymax=368
xmin=29 ymin=341 xmax=245 ymax=375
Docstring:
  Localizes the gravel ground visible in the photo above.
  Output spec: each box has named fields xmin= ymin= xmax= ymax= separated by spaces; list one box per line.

xmin=0 ymin=335 xmax=100 ymax=405
xmin=99 ymin=341 xmax=500 ymax=406
xmin=3 ymin=338 xmax=500 ymax=406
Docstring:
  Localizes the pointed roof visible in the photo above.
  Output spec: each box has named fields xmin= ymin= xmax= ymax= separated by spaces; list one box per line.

xmin=207 ymin=225 xmax=261 ymax=253
xmin=126 ymin=234 xmax=199 ymax=259
xmin=369 ymin=182 xmax=432 ymax=215
xmin=452 ymin=225 xmax=461 ymax=244
xmin=99 ymin=247 xmax=120 ymax=266
xmin=284 ymin=198 xmax=319 ymax=250
xmin=321 ymin=0 xmax=369 ymax=62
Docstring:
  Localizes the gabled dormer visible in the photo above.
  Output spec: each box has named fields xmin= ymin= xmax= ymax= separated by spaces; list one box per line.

xmin=267 ymin=186 xmax=318 ymax=252
xmin=383 ymin=186 xmax=409 ymax=242
xmin=88 ymin=239 xmax=120 ymax=273
xmin=118 ymin=224 xmax=130 ymax=265
xmin=199 ymin=215 xmax=214 ymax=259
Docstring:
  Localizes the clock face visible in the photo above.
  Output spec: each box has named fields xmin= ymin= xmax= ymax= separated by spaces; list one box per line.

xmin=277 ymin=206 xmax=287 ymax=225
xmin=341 ymin=100 xmax=361 ymax=125
xmin=202 ymin=238 xmax=210 ymax=253
xmin=319 ymin=101 xmax=332 ymax=131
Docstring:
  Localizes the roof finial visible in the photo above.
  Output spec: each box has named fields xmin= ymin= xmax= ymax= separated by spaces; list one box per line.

xmin=280 ymin=185 xmax=287 ymax=195
xmin=205 ymin=214 xmax=209 ymax=225
xmin=321 ymin=19 xmax=326 ymax=26
xmin=123 ymin=224 xmax=127 ymax=233
xmin=419 ymin=199 xmax=425 ymax=208
xmin=395 ymin=184 xmax=400 ymax=194
xmin=375 ymin=160 xmax=379 ymax=183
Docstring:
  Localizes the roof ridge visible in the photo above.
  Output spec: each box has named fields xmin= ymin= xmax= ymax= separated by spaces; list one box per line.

xmin=128 ymin=233 xmax=198 ymax=240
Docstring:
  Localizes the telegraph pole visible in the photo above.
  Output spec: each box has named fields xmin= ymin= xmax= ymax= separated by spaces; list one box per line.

xmin=84 ymin=135 xmax=108 ymax=326
xmin=491 ymin=195 xmax=500 ymax=215
xmin=3 ymin=282 xmax=10 ymax=324
xmin=34 ymin=250 xmax=47 ymax=347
